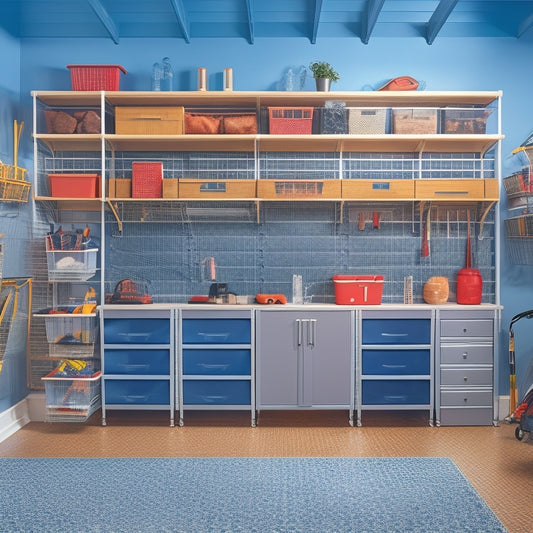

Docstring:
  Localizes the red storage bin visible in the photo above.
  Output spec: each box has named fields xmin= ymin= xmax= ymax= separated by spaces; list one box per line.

xmin=48 ymin=173 xmax=100 ymax=198
xmin=66 ymin=64 xmax=127 ymax=91
xmin=268 ymin=107 xmax=314 ymax=134
xmin=332 ymin=275 xmax=384 ymax=305
xmin=132 ymin=162 xmax=163 ymax=198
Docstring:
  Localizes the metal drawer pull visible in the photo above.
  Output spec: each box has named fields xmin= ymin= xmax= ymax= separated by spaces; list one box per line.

xmin=462 ymin=352 xmax=469 ymax=359
xmin=463 ymin=376 xmax=468 ymax=382
xmin=385 ymin=395 xmax=407 ymax=401
xmin=381 ymin=333 xmax=408 ymax=337
xmin=383 ymin=364 xmax=407 ymax=369
xmin=296 ymin=319 xmax=303 ymax=346
xmin=308 ymin=319 xmax=317 ymax=346
xmin=199 ymin=363 xmax=230 ymax=371
xmin=463 ymin=397 xmax=468 ymax=403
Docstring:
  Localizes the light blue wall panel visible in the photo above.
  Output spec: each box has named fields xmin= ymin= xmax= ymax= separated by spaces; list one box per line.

xmin=11 ymin=34 xmax=533 ymax=401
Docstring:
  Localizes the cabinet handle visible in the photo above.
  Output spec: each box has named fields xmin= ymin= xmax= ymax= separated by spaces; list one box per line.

xmin=308 ymin=319 xmax=317 ymax=346
xmin=382 ymin=364 xmax=407 ymax=369
xmin=462 ymin=352 xmax=468 ymax=359
xmin=296 ymin=319 xmax=303 ymax=346
xmin=463 ymin=376 xmax=468 ymax=382
xmin=381 ymin=333 xmax=408 ymax=337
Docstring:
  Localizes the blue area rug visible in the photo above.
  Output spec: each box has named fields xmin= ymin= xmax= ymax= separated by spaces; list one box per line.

xmin=0 ymin=457 xmax=507 ymax=533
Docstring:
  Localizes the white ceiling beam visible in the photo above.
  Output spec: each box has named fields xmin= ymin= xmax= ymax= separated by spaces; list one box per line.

xmin=426 ymin=0 xmax=459 ymax=44
xmin=170 ymin=0 xmax=191 ymax=43
xmin=517 ymin=11 xmax=533 ymax=38
xmin=87 ymin=0 xmax=119 ymax=44
xmin=361 ymin=0 xmax=385 ymax=44
xmin=245 ymin=0 xmax=255 ymax=44
xmin=311 ymin=0 xmax=324 ymax=44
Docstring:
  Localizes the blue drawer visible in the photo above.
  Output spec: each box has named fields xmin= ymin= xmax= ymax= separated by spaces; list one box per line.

xmin=104 ymin=379 xmax=170 ymax=405
xmin=183 ymin=380 xmax=251 ymax=405
xmin=104 ymin=318 xmax=170 ymax=344
xmin=362 ymin=319 xmax=431 ymax=345
xmin=182 ymin=319 xmax=251 ymax=344
xmin=104 ymin=349 xmax=170 ymax=375
xmin=182 ymin=349 xmax=251 ymax=376
xmin=362 ymin=380 xmax=430 ymax=405
xmin=362 ymin=349 xmax=430 ymax=375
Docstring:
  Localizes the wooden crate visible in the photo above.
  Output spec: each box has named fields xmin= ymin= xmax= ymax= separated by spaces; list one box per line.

xmin=162 ymin=179 xmax=179 ymax=198
xmin=107 ymin=178 xmax=131 ymax=198
xmin=257 ymin=180 xmax=341 ymax=199
xmin=414 ymin=179 xmax=485 ymax=200
xmin=115 ymin=107 xmax=184 ymax=135
xmin=178 ymin=179 xmax=256 ymax=199
xmin=342 ymin=179 xmax=414 ymax=200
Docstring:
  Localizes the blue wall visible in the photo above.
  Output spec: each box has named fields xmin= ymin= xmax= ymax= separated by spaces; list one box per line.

xmin=4 ymin=34 xmax=533 ymax=410
xmin=0 ymin=28 xmax=32 ymax=412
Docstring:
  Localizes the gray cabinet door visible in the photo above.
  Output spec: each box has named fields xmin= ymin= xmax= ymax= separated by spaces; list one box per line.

xmin=257 ymin=311 xmax=351 ymax=407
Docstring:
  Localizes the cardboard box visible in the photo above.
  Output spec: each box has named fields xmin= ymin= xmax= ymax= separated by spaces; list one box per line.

xmin=342 ymin=179 xmax=414 ymax=200
xmin=162 ymin=179 xmax=179 ymax=198
xmin=115 ymin=106 xmax=184 ymax=135
xmin=108 ymin=178 xmax=131 ymax=198
xmin=178 ymin=179 xmax=256 ymax=199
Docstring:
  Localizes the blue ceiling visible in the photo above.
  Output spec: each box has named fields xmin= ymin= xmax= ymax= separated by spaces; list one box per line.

xmin=1 ymin=0 xmax=533 ymax=45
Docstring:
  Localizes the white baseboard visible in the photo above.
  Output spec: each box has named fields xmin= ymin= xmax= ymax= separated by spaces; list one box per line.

xmin=0 ymin=398 xmax=31 ymax=443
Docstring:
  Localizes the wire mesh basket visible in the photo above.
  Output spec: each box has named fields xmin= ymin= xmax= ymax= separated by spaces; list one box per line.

xmin=0 ymin=235 xmax=3 ymax=286
xmin=42 ymin=370 xmax=101 ymax=422
xmin=0 ymin=166 xmax=31 ymax=203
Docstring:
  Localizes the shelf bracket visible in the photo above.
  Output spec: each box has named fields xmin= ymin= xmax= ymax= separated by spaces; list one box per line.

xmin=478 ymin=201 xmax=496 ymax=240
xmin=106 ymin=199 xmax=123 ymax=234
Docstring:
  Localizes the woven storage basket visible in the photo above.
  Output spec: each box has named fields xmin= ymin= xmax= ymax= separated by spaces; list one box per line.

xmin=348 ymin=108 xmax=387 ymax=134
xmin=268 ymin=107 xmax=314 ymax=134
xmin=423 ymin=277 xmax=449 ymax=304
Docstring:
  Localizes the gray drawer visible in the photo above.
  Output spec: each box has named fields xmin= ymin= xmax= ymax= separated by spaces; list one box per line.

xmin=440 ymin=367 xmax=493 ymax=386
xmin=440 ymin=344 xmax=492 ymax=364
xmin=440 ymin=319 xmax=493 ymax=338
xmin=439 ymin=407 xmax=493 ymax=426
xmin=440 ymin=388 xmax=493 ymax=407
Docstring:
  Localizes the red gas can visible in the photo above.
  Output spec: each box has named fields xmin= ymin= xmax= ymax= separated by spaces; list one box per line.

xmin=456 ymin=268 xmax=483 ymax=304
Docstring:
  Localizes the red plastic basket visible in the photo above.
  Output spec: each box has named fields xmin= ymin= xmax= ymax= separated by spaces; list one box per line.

xmin=132 ymin=162 xmax=163 ymax=198
xmin=66 ymin=65 xmax=127 ymax=91
xmin=269 ymin=107 xmax=314 ymax=134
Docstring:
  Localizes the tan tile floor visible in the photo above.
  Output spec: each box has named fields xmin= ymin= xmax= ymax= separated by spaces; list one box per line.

xmin=1 ymin=410 xmax=532 ymax=533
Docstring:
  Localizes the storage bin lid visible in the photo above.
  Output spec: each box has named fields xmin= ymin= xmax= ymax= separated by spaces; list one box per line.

xmin=332 ymin=275 xmax=384 ymax=283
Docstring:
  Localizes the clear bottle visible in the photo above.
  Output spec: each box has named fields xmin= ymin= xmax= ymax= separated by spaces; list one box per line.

xmin=161 ymin=57 xmax=173 ymax=91
xmin=152 ymin=61 xmax=162 ymax=91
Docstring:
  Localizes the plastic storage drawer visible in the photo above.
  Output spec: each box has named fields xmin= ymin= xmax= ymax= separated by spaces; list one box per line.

xmin=182 ymin=319 xmax=251 ymax=344
xmin=362 ymin=349 xmax=430 ymax=375
xmin=104 ymin=319 xmax=170 ymax=344
xmin=362 ymin=380 xmax=430 ymax=405
xmin=440 ymin=320 xmax=493 ymax=338
xmin=440 ymin=367 xmax=493 ymax=386
xmin=104 ymin=349 xmax=170 ymax=375
xmin=182 ymin=349 xmax=251 ymax=375
xmin=440 ymin=344 xmax=493 ymax=365
xmin=182 ymin=380 xmax=251 ymax=405
xmin=104 ymin=379 xmax=170 ymax=404
xmin=362 ymin=319 xmax=431 ymax=344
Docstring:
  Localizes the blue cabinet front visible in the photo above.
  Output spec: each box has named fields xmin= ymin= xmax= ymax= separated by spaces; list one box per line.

xmin=182 ymin=319 xmax=251 ymax=344
xmin=182 ymin=349 xmax=251 ymax=375
xmin=104 ymin=319 xmax=170 ymax=344
xmin=362 ymin=380 xmax=430 ymax=405
xmin=105 ymin=379 xmax=170 ymax=404
xmin=362 ymin=319 xmax=431 ymax=345
xmin=104 ymin=349 xmax=170 ymax=375
xmin=183 ymin=380 xmax=251 ymax=405
xmin=362 ymin=349 xmax=430 ymax=375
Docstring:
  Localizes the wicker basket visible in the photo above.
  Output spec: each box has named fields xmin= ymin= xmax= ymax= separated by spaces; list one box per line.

xmin=66 ymin=65 xmax=126 ymax=91
xmin=503 ymin=170 xmax=530 ymax=196
xmin=348 ymin=108 xmax=387 ymax=134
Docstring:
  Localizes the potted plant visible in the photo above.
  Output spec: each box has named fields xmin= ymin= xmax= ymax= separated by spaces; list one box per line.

xmin=309 ymin=61 xmax=340 ymax=91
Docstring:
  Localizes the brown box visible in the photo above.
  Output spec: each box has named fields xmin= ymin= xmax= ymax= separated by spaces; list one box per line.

xmin=107 ymin=178 xmax=131 ymax=198
xmin=178 ymin=179 xmax=256 ymax=199
xmin=484 ymin=179 xmax=499 ymax=200
xmin=162 ymin=179 xmax=179 ymax=198
xmin=257 ymin=180 xmax=341 ymax=199
xmin=392 ymin=109 xmax=437 ymax=134
xmin=342 ymin=179 xmax=414 ymax=200
xmin=414 ymin=179 xmax=485 ymax=200
xmin=115 ymin=106 xmax=184 ymax=135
